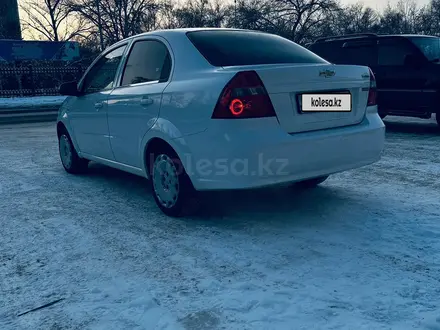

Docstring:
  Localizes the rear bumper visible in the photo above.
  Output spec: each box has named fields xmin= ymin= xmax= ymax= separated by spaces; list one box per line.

xmin=178 ymin=112 xmax=385 ymax=191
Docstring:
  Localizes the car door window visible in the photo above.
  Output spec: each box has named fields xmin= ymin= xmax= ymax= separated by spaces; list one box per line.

xmin=408 ymin=37 xmax=440 ymax=62
xmin=378 ymin=39 xmax=417 ymax=66
xmin=339 ymin=41 xmax=377 ymax=66
xmin=309 ymin=42 xmax=343 ymax=63
xmin=82 ymin=45 xmax=126 ymax=94
xmin=120 ymin=40 xmax=171 ymax=86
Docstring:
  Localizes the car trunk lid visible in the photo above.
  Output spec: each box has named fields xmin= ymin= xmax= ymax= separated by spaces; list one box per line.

xmin=222 ymin=63 xmax=371 ymax=133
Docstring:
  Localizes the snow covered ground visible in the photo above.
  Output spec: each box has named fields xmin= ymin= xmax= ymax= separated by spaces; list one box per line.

xmin=0 ymin=117 xmax=439 ymax=330
xmin=0 ymin=96 xmax=66 ymax=109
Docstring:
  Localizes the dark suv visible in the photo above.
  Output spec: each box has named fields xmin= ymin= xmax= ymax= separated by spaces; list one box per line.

xmin=308 ymin=33 xmax=440 ymax=126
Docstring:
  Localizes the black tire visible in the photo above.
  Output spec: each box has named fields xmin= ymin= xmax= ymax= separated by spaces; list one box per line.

xmin=294 ymin=175 xmax=329 ymax=189
xmin=149 ymin=147 xmax=199 ymax=217
xmin=58 ymin=131 xmax=89 ymax=174
xmin=436 ymin=113 xmax=440 ymax=127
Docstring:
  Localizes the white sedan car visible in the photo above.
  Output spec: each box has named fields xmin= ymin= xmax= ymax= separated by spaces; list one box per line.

xmin=57 ymin=28 xmax=385 ymax=217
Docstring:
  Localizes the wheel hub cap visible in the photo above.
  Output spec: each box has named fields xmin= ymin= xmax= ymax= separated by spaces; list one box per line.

xmin=59 ymin=135 xmax=72 ymax=168
xmin=152 ymin=154 xmax=179 ymax=208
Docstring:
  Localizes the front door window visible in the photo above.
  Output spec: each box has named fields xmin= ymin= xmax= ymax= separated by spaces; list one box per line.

xmin=81 ymin=46 xmax=127 ymax=94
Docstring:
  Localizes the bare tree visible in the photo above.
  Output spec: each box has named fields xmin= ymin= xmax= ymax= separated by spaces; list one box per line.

xmin=68 ymin=0 xmax=160 ymax=49
xmin=318 ymin=3 xmax=379 ymax=37
xmin=379 ymin=0 xmax=421 ymax=33
xmin=268 ymin=0 xmax=339 ymax=44
xmin=20 ymin=0 xmax=89 ymax=41
xmin=418 ymin=0 xmax=440 ymax=35
xmin=396 ymin=0 xmax=421 ymax=33
xmin=223 ymin=0 xmax=273 ymax=31
xmin=160 ymin=0 xmax=226 ymax=29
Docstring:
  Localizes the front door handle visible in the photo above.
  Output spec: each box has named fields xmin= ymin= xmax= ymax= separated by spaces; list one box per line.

xmin=94 ymin=102 xmax=103 ymax=110
xmin=140 ymin=97 xmax=153 ymax=106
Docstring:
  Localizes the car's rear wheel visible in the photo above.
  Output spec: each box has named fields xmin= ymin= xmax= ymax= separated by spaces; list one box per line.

xmin=150 ymin=149 xmax=199 ymax=217
xmin=293 ymin=175 xmax=329 ymax=189
xmin=58 ymin=131 xmax=89 ymax=174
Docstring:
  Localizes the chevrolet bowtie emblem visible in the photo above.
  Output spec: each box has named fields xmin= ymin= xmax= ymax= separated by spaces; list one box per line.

xmin=319 ymin=69 xmax=335 ymax=78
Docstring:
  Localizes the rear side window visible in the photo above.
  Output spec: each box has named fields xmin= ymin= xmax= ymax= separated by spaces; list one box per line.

xmin=186 ymin=30 xmax=327 ymax=67
xmin=311 ymin=41 xmax=377 ymax=66
xmin=340 ymin=43 xmax=377 ymax=66
xmin=309 ymin=42 xmax=343 ymax=63
xmin=121 ymin=40 xmax=171 ymax=86
xmin=378 ymin=39 xmax=418 ymax=66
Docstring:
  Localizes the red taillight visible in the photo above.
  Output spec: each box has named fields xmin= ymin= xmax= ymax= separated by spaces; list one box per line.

xmin=212 ymin=71 xmax=277 ymax=119
xmin=367 ymin=68 xmax=377 ymax=106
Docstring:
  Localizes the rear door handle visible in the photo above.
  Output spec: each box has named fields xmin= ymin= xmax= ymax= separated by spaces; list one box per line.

xmin=94 ymin=102 xmax=103 ymax=110
xmin=140 ymin=97 xmax=154 ymax=106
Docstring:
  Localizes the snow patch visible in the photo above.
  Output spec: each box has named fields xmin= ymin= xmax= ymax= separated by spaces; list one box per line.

xmin=0 ymin=96 xmax=67 ymax=109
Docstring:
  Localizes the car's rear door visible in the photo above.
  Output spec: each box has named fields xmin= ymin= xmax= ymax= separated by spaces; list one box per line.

xmin=375 ymin=37 xmax=426 ymax=113
xmin=107 ymin=37 xmax=172 ymax=168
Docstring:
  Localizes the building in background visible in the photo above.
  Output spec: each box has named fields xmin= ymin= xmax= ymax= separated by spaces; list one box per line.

xmin=0 ymin=40 xmax=81 ymax=62
xmin=0 ymin=0 xmax=22 ymax=40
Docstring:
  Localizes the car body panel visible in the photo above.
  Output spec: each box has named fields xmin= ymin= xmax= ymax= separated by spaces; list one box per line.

xmin=67 ymin=90 xmax=115 ymax=160
xmin=177 ymin=109 xmax=384 ymax=191
xmin=57 ymin=28 xmax=385 ymax=192
xmin=222 ymin=63 xmax=371 ymax=133
xmin=107 ymin=82 xmax=165 ymax=168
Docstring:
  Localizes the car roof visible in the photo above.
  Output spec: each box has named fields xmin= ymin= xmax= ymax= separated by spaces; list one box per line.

xmin=111 ymin=28 xmax=265 ymax=46
xmin=139 ymin=27 xmax=259 ymax=36
xmin=105 ymin=28 xmax=274 ymax=81
xmin=313 ymin=33 xmax=439 ymax=45
xmin=107 ymin=27 xmax=274 ymax=54
xmin=380 ymin=34 xmax=438 ymax=38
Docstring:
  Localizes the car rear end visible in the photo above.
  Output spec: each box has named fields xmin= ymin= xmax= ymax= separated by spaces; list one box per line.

xmin=180 ymin=30 xmax=385 ymax=190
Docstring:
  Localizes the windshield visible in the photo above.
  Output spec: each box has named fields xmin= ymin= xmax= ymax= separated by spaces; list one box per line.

xmin=409 ymin=36 xmax=440 ymax=62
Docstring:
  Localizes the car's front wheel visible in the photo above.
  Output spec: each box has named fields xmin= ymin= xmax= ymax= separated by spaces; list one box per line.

xmin=58 ymin=131 xmax=89 ymax=174
xmin=150 ymin=149 xmax=199 ymax=217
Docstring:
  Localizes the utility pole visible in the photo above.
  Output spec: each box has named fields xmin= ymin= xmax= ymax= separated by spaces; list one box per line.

xmin=95 ymin=0 xmax=105 ymax=51
xmin=0 ymin=0 xmax=22 ymax=39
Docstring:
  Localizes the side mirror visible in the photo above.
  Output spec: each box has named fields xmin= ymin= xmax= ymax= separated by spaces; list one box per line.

xmin=59 ymin=81 xmax=80 ymax=96
xmin=404 ymin=54 xmax=424 ymax=68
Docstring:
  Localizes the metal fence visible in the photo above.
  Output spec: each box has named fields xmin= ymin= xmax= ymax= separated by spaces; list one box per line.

xmin=0 ymin=62 xmax=87 ymax=98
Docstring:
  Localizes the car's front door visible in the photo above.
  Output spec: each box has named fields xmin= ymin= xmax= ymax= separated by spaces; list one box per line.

xmin=374 ymin=38 xmax=427 ymax=113
xmin=69 ymin=44 xmax=127 ymax=160
xmin=107 ymin=38 xmax=172 ymax=168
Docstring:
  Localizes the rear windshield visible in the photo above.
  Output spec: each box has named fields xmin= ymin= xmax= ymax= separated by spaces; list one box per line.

xmin=186 ymin=30 xmax=328 ymax=67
